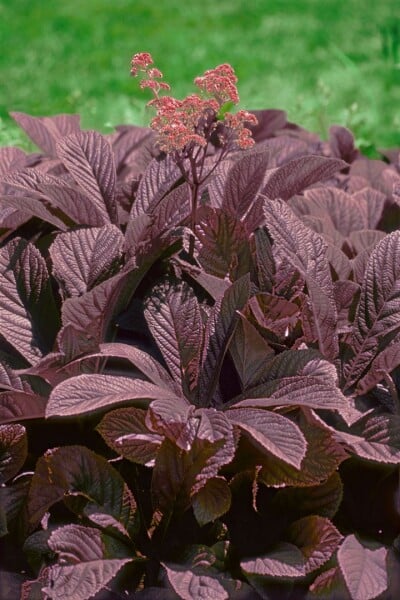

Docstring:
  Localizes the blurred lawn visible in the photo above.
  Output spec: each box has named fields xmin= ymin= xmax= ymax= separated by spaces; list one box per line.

xmin=0 ymin=0 xmax=399 ymax=155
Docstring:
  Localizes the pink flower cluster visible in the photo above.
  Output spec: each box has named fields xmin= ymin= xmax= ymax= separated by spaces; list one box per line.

xmin=130 ymin=52 xmax=257 ymax=153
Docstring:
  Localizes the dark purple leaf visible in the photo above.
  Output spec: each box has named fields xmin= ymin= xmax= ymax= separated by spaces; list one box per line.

xmin=162 ymin=561 xmax=229 ymax=600
xmin=258 ymin=410 xmax=348 ymax=487
xmin=0 ymin=194 xmax=67 ymax=230
xmin=46 ymin=374 xmax=177 ymax=417
xmin=329 ymin=125 xmax=359 ymax=163
xmin=130 ymin=154 xmax=181 ymax=219
xmin=344 ymin=231 xmax=400 ymax=389
xmin=241 ymin=542 xmax=306 ymax=578
xmin=0 ymin=391 xmax=47 ymax=424
xmin=228 ymin=313 xmax=274 ymax=389
xmin=145 ymin=283 xmax=203 ymax=395
xmin=288 ymin=516 xmax=342 ymax=575
xmin=50 ymin=225 xmax=124 ymax=297
xmin=273 ymin=472 xmax=343 ymax=520
xmin=309 ymin=566 xmax=351 ymax=599
xmin=192 ymin=477 xmax=231 ymax=526
xmin=357 ymin=342 xmax=400 ymax=394
xmin=10 ymin=112 xmax=81 ymax=156
xmin=42 ymin=524 xmax=132 ymax=600
xmin=264 ymin=199 xmax=338 ymax=359
xmin=337 ymin=535 xmax=388 ymax=600
xmin=0 ymin=238 xmax=60 ymax=363
xmin=27 ymin=445 xmax=137 ymax=535
xmin=334 ymin=412 xmax=400 ymax=464
xmin=0 ymin=146 xmax=26 ymax=177
xmin=199 ymin=275 xmax=251 ymax=406
xmin=40 ymin=182 xmax=110 ymax=226
xmin=262 ymin=156 xmax=347 ymax=200
xmin=146 ymin=396 xmax=198 ymax=452
xmin=226 ymin=407 xmax=306 ymax=468
xmin=0 ymin=424 xmax=27 ymax=483
xmin=196 ymin=207 xmax=253 ymax=280
xmin=56 ymin=130 xmax=117 ymax=223
xmin=222 ymin=151 xmax=270 ymax=219
xmin=97 ymin=407 xmax=162 ymax=466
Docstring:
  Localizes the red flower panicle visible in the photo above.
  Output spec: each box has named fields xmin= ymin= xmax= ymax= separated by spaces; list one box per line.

xmin=130 ymin=52 xmax=256 ymax=153
xmin=130 ymin=52 xmax=257 ymax=256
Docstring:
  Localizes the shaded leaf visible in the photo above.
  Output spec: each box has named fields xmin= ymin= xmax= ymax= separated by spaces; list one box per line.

xmin=357 ymin=342 xmax=400 ymax=394
xmin=338 ymin=535 xmax=388 ymax=600
xmin=241 ymin=542 xmax=305 ymax=577
xmin=228 ymin=313 xmax=274 ymax=389
xmin=272 ymin=472 xmax=343 ymax=520
xmin=198 ymin=275 xmax=251 ymax=406
xmin=0 ymin=194 xmax=68 ymax=230
xmin=130 ymin=154 xmax=181 ymax=219
xmin=196 ymin=207 xmax=253 ymax=280
xmin=0 ymin=390 xmax=47 ymax=424
xmin=97 ymin=407 xmax=162 ymax=466
xmin=27 ymin=445 xmax=137 ymax=535
xmin=288 ymin=516 xmax=342 ymax=575
xmin=192 ymin=477 xmax=231 ymax=526
xmin=0 ymin=424 xmax=27 ymax=483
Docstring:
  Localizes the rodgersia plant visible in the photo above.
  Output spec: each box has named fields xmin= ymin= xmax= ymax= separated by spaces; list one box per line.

xmin=3 ymin=51 xmax=400 ymax=600
xmin=130 ymin=52 xmax=257 ymax=255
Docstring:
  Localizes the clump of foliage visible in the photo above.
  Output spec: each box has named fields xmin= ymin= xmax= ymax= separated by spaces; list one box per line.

xmin=0 ymin=54 xmax=400 ymax=600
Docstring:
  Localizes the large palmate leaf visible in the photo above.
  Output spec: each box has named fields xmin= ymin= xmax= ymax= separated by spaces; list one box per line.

xmin=264 ymin=199 xmax=338 ymax=359
xmin=196 ymin=206 xmax=253 ymax=280
xmin=162 ymin=562 xmax=229 ymax=600
xmin=56 ymin=130 xmax=117 ymax=224
xmin=27 ymin=445 xmax=138 ymax=535
xmin=337 ymin=535 xmax=388 ymax=600
xmin=221 ymin=150 xmax=270 ymax=219
xmin=241 ymin=517 xmax=341 ymax=580
xmin=288 ymin=516 xmax=342 ymax=575
xmin=0 ymin=390 xmax=47 ymax=424
xmin=344 ymin=231 xmax=400 ymax=389
xmin=46 ymin=374 xmax=177 ymax=417
xmin=0 ymin=238 xmax=60 ymax=363
xmin=151 ymin=409 xmax=235 ymax=514
xmin=144 ymin=283 xmax=203 ymax=396
xmin=198 ymin=274 xmax=251 ymax=406
xmin=333 ymin=412 xmax=400 ymax=464
xmin=130 ymin=154 xmax=181 ymax=219
xmin=50 ymin=224 xmax=124 ymax=297
xmin=192 ymin=477 xmax=232 ymax=526
xmin=257 ymin=410 xmax=348 ymax=487
xmin=10 ymin=112 xmax=81 ymax=156
xmin=227 ymin=349 xmax=347 ymax=413
xmin=273 ymin=472 xmax=343 ymax=522
xmin=97 ymin=407 xmax=163 ymax=466
xmin=0 ymin=424 xmax=27 ymax=483
xmin=357 ymin=342 xmax=400 ymax=394
xmin=226 ymin=408 xmax=307 ymax=468
xmin=41 ymin=525 xmax=133 ymax=600
xmin=228 ymin=313 xmax=274 ymax=390
xmin=261 ymin=155 xmax=346 ymax=200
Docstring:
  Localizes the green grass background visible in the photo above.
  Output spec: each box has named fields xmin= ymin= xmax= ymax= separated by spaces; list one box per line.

xmin=1 ymin=0 xmax=399 ymax=155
